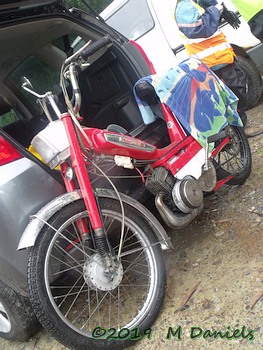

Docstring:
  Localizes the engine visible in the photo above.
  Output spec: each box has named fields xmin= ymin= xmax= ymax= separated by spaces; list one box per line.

xmin=145 ymin=167 xmax=174 ymax=198
xmin=145 ymin=167 xmax=203 ymax=214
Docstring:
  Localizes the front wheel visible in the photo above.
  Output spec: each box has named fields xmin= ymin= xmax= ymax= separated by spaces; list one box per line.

xmin=213 ymin=126 xmax=252 ymax=185
xmin=27 ymin=198 xmax=166 ymax=350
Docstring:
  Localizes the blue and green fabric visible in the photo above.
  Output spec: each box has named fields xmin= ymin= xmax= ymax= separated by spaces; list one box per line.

xmin=134 ymin=57 xmax=242 ymax=148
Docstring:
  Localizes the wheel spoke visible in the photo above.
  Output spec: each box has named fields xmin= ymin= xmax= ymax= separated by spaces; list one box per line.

xmin=65 ymin=280 xmax=86 ymax=318
xmin=215 ymin=128 xmax=246 ymax=174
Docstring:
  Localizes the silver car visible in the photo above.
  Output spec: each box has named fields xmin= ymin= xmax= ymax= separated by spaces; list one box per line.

xmin=0 ymin=123 xmax=65 ymax=340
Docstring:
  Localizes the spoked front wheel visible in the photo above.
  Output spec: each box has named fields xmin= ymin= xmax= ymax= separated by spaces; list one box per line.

xmin=213 ymin=126 xmax=252 ymax=185
xmin=28 ymin=198 xmax=166 ymax=350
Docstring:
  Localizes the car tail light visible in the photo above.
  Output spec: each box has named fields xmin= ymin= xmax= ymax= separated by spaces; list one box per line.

xmin=0 ymin=135 xmax=22 ymax=165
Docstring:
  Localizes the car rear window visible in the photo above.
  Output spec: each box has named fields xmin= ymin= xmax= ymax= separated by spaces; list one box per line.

xmin=9 ymin=34 xmax=89 ymax=110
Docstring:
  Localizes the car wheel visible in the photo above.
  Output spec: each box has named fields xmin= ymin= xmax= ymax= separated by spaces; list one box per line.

xmin=235 ymin=55 xmax=263 ymax=110
xmin=0 ymin=279 xmax=39 ymax=341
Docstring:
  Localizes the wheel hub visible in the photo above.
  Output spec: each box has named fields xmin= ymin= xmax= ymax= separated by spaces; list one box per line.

xmin=225 ymin=128 xmax=241 ymax=156
xmin=83 ymin=254 xmax=123 ymax=291
xmin=198 ymin=160 xmax=217 ymax=192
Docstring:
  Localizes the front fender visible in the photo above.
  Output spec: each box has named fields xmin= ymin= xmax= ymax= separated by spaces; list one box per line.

xmin=17 ymin=189 xmax=173 ymax=251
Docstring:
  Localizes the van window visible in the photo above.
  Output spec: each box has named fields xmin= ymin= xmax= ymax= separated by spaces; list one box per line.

xmin=105 ymin=0 xmax=154 ymax=40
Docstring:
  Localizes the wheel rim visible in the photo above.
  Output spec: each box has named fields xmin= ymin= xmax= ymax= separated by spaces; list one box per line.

xmin=44 ymin=209 xmax=159 ymax=336
xmin=214 ymin=127 xmax=246 ymax=175
xmin=0 ymin=301 xmax=11 ymax=333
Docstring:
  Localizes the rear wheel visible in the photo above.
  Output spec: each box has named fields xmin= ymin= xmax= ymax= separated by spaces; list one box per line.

xmin=213 ymin=126 xmax=252 ymax=185
xmin=28 ymin=198 xmax=166 ymax=350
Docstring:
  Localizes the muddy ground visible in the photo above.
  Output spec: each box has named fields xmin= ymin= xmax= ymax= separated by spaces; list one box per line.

xmin=1 ymin=97 xmax=263 ymax=350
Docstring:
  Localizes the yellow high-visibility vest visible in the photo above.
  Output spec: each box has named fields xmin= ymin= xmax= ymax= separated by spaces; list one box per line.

xmin=231 ymin=0 xmax=262 ymax=22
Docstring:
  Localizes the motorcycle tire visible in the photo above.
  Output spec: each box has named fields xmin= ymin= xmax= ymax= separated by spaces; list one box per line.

xmin=213 ymin=126 xmax=252 ymax=186
xmin=235 ymin=55 xmax=263 ymax=110
xmin=0 ymin=279 xmax=39 ymax=341
xmin=27 ymin=198 xmax=166 ymax=350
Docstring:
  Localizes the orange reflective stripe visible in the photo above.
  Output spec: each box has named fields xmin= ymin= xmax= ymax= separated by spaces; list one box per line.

xmin=183 ymin=32 xmax=235 ymax=67
xmin=200 ymin=48 xmax=234 ymax=67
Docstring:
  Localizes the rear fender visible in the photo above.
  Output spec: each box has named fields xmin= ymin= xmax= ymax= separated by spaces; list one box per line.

xmin=17 ymin=189 xmax=173 ymax=251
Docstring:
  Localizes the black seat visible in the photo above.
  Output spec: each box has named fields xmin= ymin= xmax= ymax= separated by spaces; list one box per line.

xmin=135 ymin=81 xmax=160 ymax=105
xmin=135 ymin=81 xmax=164 ymax=120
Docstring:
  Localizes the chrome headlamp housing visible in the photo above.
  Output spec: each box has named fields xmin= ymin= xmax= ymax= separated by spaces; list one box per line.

xmin=31 ymin=120 xmax=70 ymax=169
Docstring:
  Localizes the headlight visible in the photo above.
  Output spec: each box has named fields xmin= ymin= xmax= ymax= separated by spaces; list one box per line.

xmin=31 ymin=120 xmax=70 ymax=169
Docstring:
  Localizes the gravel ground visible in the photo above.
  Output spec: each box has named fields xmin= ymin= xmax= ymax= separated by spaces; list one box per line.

xmin=1 ymin=97 xmax=263 ymax=350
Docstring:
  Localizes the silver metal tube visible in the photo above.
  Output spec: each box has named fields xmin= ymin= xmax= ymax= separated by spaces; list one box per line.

xmin=69 ymin=63 xmax=81 ymax=114
xmin=155 ymin=194 xmax=204 ymax=229
xmin=47 ymin=92 xmax=62 ymax=119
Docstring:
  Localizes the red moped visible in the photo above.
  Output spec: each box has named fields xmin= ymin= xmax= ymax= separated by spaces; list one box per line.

xmin=18 ymin=36 xmax=251 ymax=350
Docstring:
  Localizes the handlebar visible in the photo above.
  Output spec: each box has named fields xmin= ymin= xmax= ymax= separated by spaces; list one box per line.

xmin=22 ymin=81 xmax=61 ymax=121
xmin=63 ymin=35 xmax=112 ymax=114
xmin=64 ymin=34 xmax=112 ymax=65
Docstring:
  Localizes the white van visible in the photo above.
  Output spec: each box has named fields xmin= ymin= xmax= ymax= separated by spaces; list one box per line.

xmin=101 ymin=0 xmax=263 ymax=108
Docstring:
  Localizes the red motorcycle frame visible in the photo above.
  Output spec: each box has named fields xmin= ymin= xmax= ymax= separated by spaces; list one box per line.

xmin=20 ymin=35 xmax=240 ymax=246
xmin=59 ymin=90 xmax=231 ymax=234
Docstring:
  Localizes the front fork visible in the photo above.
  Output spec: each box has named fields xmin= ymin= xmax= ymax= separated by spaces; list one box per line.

xmin=60 ymin=113 xmax=117 ymax=278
